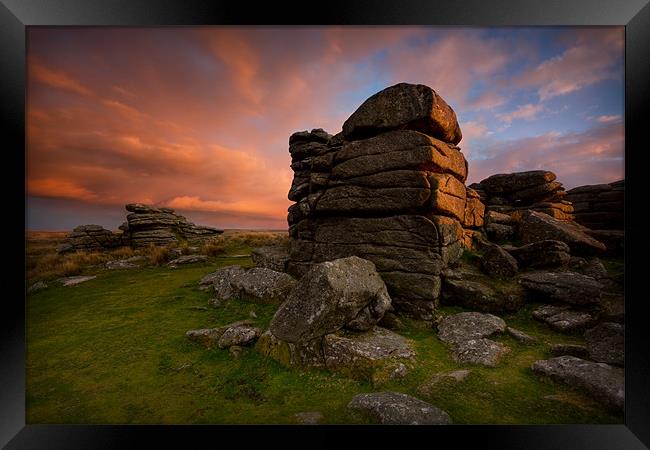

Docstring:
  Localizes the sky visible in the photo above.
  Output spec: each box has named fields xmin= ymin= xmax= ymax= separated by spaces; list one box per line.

xmin=26 ymin=27 xmax=624 ymax=231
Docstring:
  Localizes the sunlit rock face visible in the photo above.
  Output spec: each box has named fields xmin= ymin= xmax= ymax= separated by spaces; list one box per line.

xmin=285 ymin=83 xmax=482 ymax=320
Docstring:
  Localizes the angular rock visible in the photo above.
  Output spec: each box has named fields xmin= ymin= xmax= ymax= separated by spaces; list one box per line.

xmin=441 ymin=278 xmax=524 ymax=313
xmin=230 ymin=268 xmax=296 ymax=303
xmin=186 ymin=328 xmax=223 ymax=348
xmin=507 ymin=240 xmax=570 ymax=268
xmin=342 ymin=82 xmax=462 ymax=144
xmin=347 ymin=391 xmax=453 ymax=425
xmin=450 ymin=338 xmax=509 ymax=367
xmin=518 ymin=211 xmax=606 ymax=255
xmin=58 ymin=275 xmax=97 ymax=286
xmin=531 ymin=356 xmax=624 ymax=412
xmin=204 ymin=265 xmax=247 ymax=299
xmin=585 ymin=323 xmax=624 ymax=366
xmin=485 ymin=223 xmax=515 ymax=242
xmin=519 ymin=271 xmax=603 ymax=305
xmin=437 ymin=312 xmax=506 ymax=345
xmin=428 ymin=173 xmax=467 ymax=221
xmin=463 ymin=188 xmax=485 ymax=228
xmin=480 ymin=245 xmax=518 ymax=278
xmin=270 ymin=257 xmax=392 ymax=343
xmin=251 ymin=246 xmax=290 ymax=272
xmin=485 ymin=210 xmax=516 ymax=225
xmin=167 ymin=255 xmax=208 ymax=266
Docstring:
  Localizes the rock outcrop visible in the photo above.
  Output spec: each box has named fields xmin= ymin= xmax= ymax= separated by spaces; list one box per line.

xmin=57 ymin=224 xmax=125 ymax=253
xmin=518 ymin=211 xmax=606 ymax=255
xmin=470 ymin=170 xmax=574 ymax=221
xmin=59 ymin=204 xmax=223 ymax=253
xmin=285 ymin=83 xmax=480 ymax=320
xmin=566 ymin=180 xmax=624 ymax=230
xmin=124 ymin=203 xmax=223 ymax=248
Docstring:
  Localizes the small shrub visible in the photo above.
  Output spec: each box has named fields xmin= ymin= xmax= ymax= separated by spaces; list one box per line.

xmin=109 ymin=246 xmax=135 ymax=260
xmin=201 ymin=238 xmax=226 ymax=256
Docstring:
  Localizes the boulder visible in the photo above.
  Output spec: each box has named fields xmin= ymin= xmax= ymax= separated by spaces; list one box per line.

xmin=480 ymin=171 xmax=556 ymax=194
xmin=507 ymin=240 xmax=570 ymax=268
xmin=229 ymin=268 xmax=296 ymax=303
xmin=294 ymin=411 xmax=324 ymax=424
xmin=437 ymin=312 xmax=506 ymax=345
xmin=532 ymin=304 xmax=596 ymax=333
xmin=480 ymin=245 xmax=518 ymax=278
xmin=251 ymin=246 xmax=290 ymax=272
xmin=485 ymin=223 xmax=515 ymax=242
xmin=507 ymin=327 xmax=537 ymax=344
xmin=106 ymin=256 xmax=143 ymax=270
xmin=531 ymin=356 xmax=624 ymax=412
xmin=201 ymin=265 xmax=246 ymax=299
xmin=347 ymin=391 xmax=453 ymax=424
xmin=418 ymin=369 xmax=471 ymax=396
xmin=550 ymin=344 xmax=590 ymax=358
xmin=269 ymin=257 xmax=391 ymax=343
xmin=519 ymin=271 xmax=603 ymax=305
xmin=186 ymin=320 xmax=260 ymax=349
xmin=518 ymin=211 xmax=606 ymax=255
xmin=585 ymin=323 xmax=624 ymax=366
xmin=441 ymin=278 xmax=524 ymax=313
xmin=342 ymin=82 xmax=462 ymax=144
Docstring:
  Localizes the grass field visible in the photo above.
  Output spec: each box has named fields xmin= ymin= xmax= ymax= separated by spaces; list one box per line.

xmin=25 ymin=232 xmax=623 ymax=424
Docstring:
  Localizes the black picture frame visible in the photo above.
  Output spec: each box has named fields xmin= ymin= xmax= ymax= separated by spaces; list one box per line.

xmin=3 ymin=0 xmax=649 ymax=448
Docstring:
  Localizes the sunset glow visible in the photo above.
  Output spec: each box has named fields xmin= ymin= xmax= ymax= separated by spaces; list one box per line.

xmin=26 ymin=27 xmax=624 ymax=230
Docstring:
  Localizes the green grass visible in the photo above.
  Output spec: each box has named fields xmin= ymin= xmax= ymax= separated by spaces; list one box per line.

xmin=26 ymin=250 xmax=622 ymax=424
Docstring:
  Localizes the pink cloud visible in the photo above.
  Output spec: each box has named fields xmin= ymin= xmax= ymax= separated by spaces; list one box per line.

xmin=496 ymin=103 xmax=544 ymax=124
xmin=596 ymin=114 xmax=622 ymax=123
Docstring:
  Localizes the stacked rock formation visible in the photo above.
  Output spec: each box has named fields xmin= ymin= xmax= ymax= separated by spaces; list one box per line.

xmin=566 ymin=180 xmax=624 ymax=230
xmin=56 ymin=224 xmax=126 ymax=253
xmin=58 ymin=204 xmax=223 ymax=252
xmin=286 ymin=83 xmax=480 ymax=320
xmin=470 ymin=170 xmax=574 ymax=221
xmin=122 ymin=203 xmax=223 ymax=248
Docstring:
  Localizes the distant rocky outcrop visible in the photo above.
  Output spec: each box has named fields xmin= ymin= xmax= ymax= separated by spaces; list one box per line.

xmin=285 ymin=83 xmax=481 ymax=320
xmin=124 ymin=203 xmax=222 ymax=248
xmin=56 ymin=224 xmax=126 ymax=253
xmin=470 ymin=170 xmax=574 ymax=222
xmin=58 ymin=204 xmax=223 ymax=253
xmin=566 ymin=180 xmax=624 ymax=230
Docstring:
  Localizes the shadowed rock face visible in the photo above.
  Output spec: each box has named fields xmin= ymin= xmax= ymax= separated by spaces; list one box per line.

xmin=285 ymin=83 xmax=480 ymax=320
xmin=566 ymin=180 xmax=624 ymax=230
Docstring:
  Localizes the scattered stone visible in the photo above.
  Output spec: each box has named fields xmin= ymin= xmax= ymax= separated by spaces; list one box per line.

xmin=519 ymin=272 xmax=602 ymax=305
xmin=450 ymin=338 xmax=509 ymax=367
xmin=531 ymin=356 xmax=624 ymax=412
xmin=347 ymin=391 xmax=453 ymax=424
xmin=105 ymin=256 xmax=144 ymax=270
xmin=58 ymin=275 xmax=97 ymax=286
xmin=480 ymin=244 xmax=518 ymax=278
xmin=507 ymin=327 xmax=537 ymax=344
xmin=249 ymin=311 xmax=258 ymax=319
xmin=437 ymin=312 xmax=506 ymax=345
xmin=507 ymin=240 xmax=570 ymax=268
xmin=294 ymin=411 xmax=324 ymax=424
xmin=186 ymin=320 xmax=260 ymax=349
xmin=27 ymin=281 xmax=48 ymax=293
xmin=217 ymin=325 xmax=262 ymax=348
xmin=186 ymin=306 xmax=209 ymax=311
xmin=418 ymin=369 xmax=471 ymax=396
xmin=372 ymin=362 xmax=409 ymax=386
xmin=208 ymin=298 xmax=223 ymax=308
xmin=585 ymin=323 xmax=624 ymax=366
xmin=167 ymin=255 xmax=209 ymax=266
xmin=532 ymin=305 xmax=595 ymax=333
xmin=270 ymin=257 xmax=392 ymax=343
xmin=174 ymin=363 xmax=193 ymax=372
xmin=550 ymin=344 xmax=589 ymax=358
xmin=518 ymin=211 xmax=606 ymax=255
xmin=251 ymin=245 xmax=290 ymax=272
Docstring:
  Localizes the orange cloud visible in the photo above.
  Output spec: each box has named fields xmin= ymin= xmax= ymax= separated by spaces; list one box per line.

xmin=28 ymin=178 xmax=98 ymax=201
xmin=29 ymin=60 xmax=94 ymax=97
